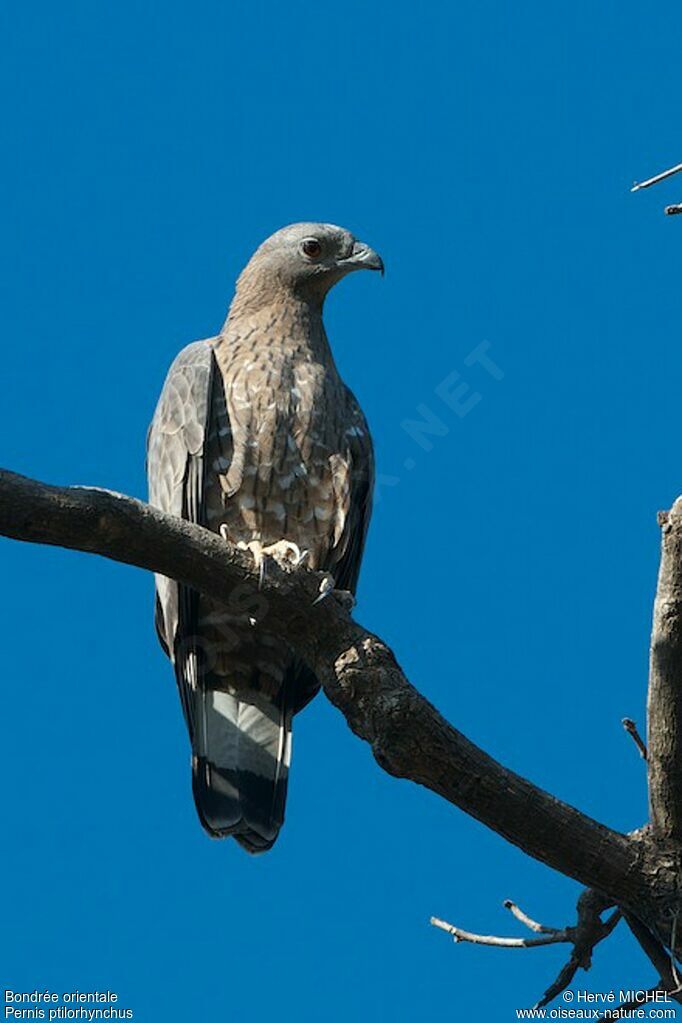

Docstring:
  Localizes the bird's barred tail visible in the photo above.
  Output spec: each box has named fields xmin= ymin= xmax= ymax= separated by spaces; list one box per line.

xmin=191 ymin=682 xmax=292 ymax=853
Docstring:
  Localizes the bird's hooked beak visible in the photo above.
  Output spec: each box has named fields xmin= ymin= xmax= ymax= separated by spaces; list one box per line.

xmin=339 ymin=240 xmax=384 ymax=276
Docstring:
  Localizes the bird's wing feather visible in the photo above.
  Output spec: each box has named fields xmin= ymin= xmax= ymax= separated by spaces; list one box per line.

xmin=328 ymin=386 xmax=374 ymax=594
xmin=147 ymin=339 xmax=218 ymax=735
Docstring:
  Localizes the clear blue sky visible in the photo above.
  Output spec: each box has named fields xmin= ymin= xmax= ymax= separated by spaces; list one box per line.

xmin=1 ymin=2 xmax=681 ymax=1019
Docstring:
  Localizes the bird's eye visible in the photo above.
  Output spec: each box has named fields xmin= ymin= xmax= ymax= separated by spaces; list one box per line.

xmin=302 ymin=238 xmax=322 ymax=259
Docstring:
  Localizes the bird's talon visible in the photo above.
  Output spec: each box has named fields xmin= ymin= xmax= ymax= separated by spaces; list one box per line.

xmin=234 ymin=539 xmax=268 ymax=587
xmin=260 ymin=539 xmax=307 ymax=570
xmin=313 ymin=575 xmax=355 ymax=610
xmin=313 ymin=574 xmax=335 ymax=605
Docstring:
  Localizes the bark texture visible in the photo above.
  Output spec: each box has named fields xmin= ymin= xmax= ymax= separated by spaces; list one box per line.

xmin=648 ymin=499 xmax=682 ymax=841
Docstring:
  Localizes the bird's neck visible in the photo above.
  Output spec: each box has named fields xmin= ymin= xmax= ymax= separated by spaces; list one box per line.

xmin=220 ymin=278 xmax=334 ymax=364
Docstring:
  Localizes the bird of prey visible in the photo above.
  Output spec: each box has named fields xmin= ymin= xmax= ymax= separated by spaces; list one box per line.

xmin=147 ymin=223 xmax=381 ymax=852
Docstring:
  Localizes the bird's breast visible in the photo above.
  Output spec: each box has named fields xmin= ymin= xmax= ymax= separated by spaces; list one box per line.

xmin=208 ymin=339 xmax=348 ymax=567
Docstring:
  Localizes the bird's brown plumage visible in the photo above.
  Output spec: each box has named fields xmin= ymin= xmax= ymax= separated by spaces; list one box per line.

xmin=147 ymin=223 xmax=380 ymax=851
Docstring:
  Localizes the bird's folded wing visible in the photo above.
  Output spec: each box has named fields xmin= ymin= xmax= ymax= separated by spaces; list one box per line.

xmin=147 ymin=339 xmax=220 ymax=736
xmin=329 ymin=387 xmax=375 ymax=595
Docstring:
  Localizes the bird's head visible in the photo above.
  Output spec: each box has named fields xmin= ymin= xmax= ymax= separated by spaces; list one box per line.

xmin=234 ymin=222 xmax=384 ymax=311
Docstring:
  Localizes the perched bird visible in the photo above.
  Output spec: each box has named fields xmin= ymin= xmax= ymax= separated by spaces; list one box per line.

xmin=147 ymin=223 xmax=381 ymax=852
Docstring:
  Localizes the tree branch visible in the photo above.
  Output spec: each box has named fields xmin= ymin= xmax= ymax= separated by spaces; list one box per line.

xmin=0 ymin=469 xmax=651 ymax=905
xmin=631 ymin=162 xmax=682 ymax=216
xmin=647 ymin=501 xmax=682 ymax=841
xmin=504 ymin=898 xmax=558 ymax=934
xmin=431 ymin=890 xmax=621 ymax=1009
xmin=533 ymin=891 xmax=621 ymax=1010
xmin=430 ymin=916 xmax=567 ymax=948
xmin=631 ymin=163 xmax=682 ymax=192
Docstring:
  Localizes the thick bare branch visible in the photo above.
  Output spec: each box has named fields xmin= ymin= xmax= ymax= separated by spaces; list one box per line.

xmin=647 ymin=500 xmax=682 ymax=840
xmin=0 ymin=469 xmax=650 ymax=904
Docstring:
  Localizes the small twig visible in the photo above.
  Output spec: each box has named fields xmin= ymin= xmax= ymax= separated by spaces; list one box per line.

xmin=432 ymin=890 xmax=622 ymax=1011
xmin=670 ymin=912 xmax=681 ymax=989
xmin=429 ymin=916 xmax=566 ymax=948
xmin=631 ymin=162 xmax=682 ymax=216
xmin=504 ymin=899 xmax=558 ymax=934
xmin=631 ymin=163 xmax=682 ymax=192
xmin=622 ymin=717 xmax=648 ymax=760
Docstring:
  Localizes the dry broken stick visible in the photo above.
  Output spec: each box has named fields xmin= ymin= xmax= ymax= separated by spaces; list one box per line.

xmin=631 ymin=163 xmax=682 ymax=192
xmin=430 ymin=914 xmax=567 ymax=949
xmin=431 ymin=889 xmax=621 ymax=1009
xmin=631 ymin=161 xmax=682 ymax=215
xmin=623 ymin=717 xmax=648 ymax=760
xmin=504 ymin=899 xmax=557 ymax=934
